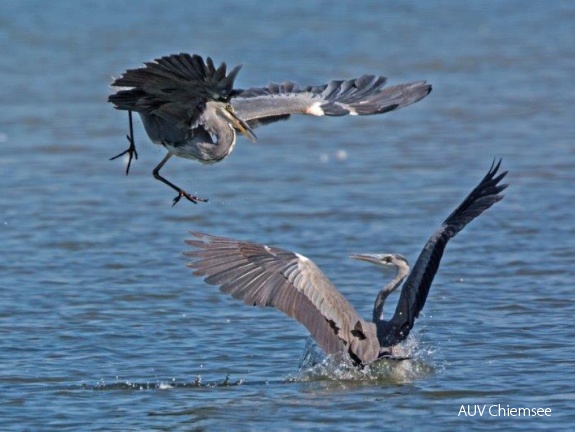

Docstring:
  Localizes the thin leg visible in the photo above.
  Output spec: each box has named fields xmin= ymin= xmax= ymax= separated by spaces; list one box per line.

xmin=152 ymin=153 xmax=208 ymax=206
xmin=110 ymin=110 xmax=138 ymax=175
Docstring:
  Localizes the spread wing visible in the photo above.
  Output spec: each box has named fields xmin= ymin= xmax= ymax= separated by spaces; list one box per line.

xmin=108 ymin=53 xmax=241 ymax=126
xmin=383 ymin=160 xmax=508 ymax=346
xmin=184 ymin=232 xmax=370 ymax=357
xmin=231 ymin=76 xmax=431 ymax=128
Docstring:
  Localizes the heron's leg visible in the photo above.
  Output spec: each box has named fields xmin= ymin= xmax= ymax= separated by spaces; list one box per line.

xmin=109 ymin=110 xmax=138 ymax=175
xmin=152 ymin=152 xmax=208 ymax=206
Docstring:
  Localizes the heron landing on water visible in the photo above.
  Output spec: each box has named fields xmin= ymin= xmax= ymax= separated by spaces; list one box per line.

xmin=184 ymin=160 xmax=508 ymax=367
xmin=108 ymin=53 xmax=432 ymax=205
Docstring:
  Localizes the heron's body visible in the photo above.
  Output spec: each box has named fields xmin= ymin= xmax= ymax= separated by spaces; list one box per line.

xmin=108 ymin=53 xmax=432 ymax=204
xmin=138 ymin=102 xmax=238 ymax=163
xmin=184 ymin=161 xmax=507 ymax=367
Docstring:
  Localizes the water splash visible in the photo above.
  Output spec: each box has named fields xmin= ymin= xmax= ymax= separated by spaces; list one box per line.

xmin=83 ymin=374 xmax=245 ymax=391
xmin=287 ymin=336 xmax=436 ymax=384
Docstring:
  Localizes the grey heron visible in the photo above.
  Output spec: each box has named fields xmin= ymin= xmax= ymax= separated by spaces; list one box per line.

xmin=184 ymin=160 xmax=507 ymax=367
xmin=108 ymin=53 xmax=431 ymax=205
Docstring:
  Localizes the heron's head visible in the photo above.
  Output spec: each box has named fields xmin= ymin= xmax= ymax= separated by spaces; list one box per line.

xmin=214 ymin=102 xmax=257 ymax=143
xmin=350 ymin=253 xmax=409 ymax=272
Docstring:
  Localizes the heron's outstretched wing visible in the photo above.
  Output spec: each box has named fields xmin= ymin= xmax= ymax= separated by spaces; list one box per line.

xmin=108 ymin=53 xmax=241 ymax=125
xmin=231 ymin=76 xmax=431 ymax=127
xmin=184 ymin=232 xmax=378 ymax=361
xmin=382 ymin=160 xmax=508 ymax=346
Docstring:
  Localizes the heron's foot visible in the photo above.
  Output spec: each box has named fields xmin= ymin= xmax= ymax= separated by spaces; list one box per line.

xmin=172 ymin=189 xmax=208 ymax=206
xmin=109 ymin=134 xmax=139 ymax=175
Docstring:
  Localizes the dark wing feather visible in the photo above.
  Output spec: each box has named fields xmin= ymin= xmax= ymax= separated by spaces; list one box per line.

xmin=383 ymin=160 xmax=508 ymax=346
xmin=108 ymin=53 xmax=242 ymax=125
xmin=184 ymin=232 xmax=370 ymax=357
xmin=231 ymin=75 xmax=431 ymax=126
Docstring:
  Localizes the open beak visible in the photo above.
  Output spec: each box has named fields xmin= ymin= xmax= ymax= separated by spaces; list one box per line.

xmin=223 ymin=109 xmax=257 ymax=143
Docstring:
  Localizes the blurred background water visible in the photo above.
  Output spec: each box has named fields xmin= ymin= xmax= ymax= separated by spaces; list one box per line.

xmin=1 ymin=0 xmax=574 ymax=430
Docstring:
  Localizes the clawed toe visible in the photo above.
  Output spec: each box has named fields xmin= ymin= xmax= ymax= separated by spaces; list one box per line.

xmin=110 ymin=111 xmax=138 ymax=175
xmin=109 ymin=144 xmax=138 ymax=175
xmin=172 ymin=190 xmax=208 ymax=206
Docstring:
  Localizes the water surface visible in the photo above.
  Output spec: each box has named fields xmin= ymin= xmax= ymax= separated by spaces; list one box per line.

xmin=1 ymin=1 xmax=574 ymax=430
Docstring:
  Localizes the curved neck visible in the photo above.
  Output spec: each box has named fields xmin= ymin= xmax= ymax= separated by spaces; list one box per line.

xmin=198 ymin=103 xmax=237 ymax=161
xmin=372 ymin=266 xmax=409 ymax=323
xmin=210 ymin=121 xmax=236 ymax=159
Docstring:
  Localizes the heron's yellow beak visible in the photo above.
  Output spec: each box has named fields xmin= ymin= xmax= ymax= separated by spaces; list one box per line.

xmin=222 ymin=107 xmax=257 ymax=143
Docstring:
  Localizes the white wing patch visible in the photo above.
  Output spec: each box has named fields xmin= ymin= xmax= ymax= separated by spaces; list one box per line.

xmin=306 ymin=102 xmax=325 ymax=116
xmin=295 ymin=252 xmax=310 ymax=263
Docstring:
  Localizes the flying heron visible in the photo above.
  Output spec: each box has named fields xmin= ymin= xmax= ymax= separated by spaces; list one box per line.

xmin=184 ymin=160 xmax=507 ymax=367
xmin=108 ymin=53 xmax=432 ymax=205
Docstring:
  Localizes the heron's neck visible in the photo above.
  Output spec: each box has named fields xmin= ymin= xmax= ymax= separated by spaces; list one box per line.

xmin=214 ymin=123 xmax=237 ymax=157
xmin=372 ymin=267 xmax=409 ymax=323
xmin=199 ymin=102 xmax=237 ymax=160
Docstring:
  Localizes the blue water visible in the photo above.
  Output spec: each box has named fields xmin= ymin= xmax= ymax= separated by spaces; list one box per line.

xmin=1 ymin=0 xmax=575 ymax=430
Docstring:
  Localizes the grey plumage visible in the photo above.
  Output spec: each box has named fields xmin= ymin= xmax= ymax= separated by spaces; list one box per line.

xmin=184 ymin=160 xmax=508 ymax=367
xmin=232 ymin=75 xmax=431 ymax=122
xmin=108 ymin=53 xmax=431 ymax=205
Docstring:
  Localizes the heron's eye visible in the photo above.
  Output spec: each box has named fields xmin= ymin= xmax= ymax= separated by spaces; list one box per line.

xmin=383 ymin=256 xmax=391 ymax=263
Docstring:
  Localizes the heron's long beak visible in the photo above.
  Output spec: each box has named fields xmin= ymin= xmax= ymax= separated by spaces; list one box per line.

xmin=222 ymin=108 xmax=257 ymax=143
xmin=349 ymin=254 xmax=382 ymax=265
